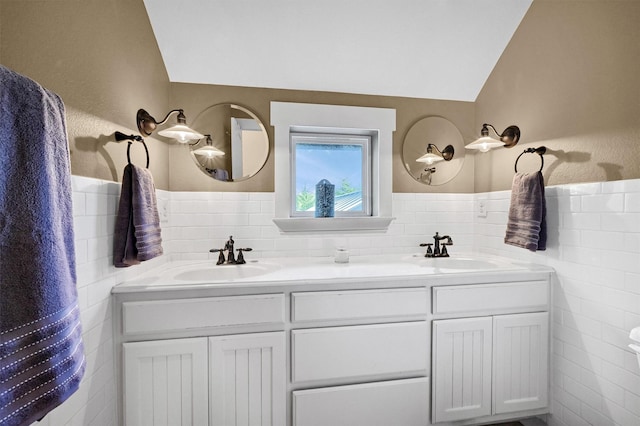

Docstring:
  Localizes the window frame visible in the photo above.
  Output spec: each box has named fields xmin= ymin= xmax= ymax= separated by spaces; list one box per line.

xmin=290 ymin=132 xmax=372 ymax=218
xmin=270 ymin=102 xmax=396 ymax=233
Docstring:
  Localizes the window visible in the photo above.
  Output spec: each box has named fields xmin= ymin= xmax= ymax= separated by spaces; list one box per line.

xmin=291 ymin=133 xmax=371 ymax=217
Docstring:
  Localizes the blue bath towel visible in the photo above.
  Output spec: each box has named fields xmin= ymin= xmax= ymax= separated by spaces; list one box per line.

xmin=113 ymin=163 xmax=163 ymax=267
xmin=0 ymin=66 xmax=85 ymax=425
xmin=504 ymin=171 xmax=547 ymax=251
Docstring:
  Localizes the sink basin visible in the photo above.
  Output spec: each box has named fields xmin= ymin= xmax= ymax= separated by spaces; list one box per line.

xmin=275 ymin=261 xmax=422 ymax=280
xmin=404 ymin=255 xmax=511 ymax=272
xmin=173 ymin=262 xmax=279 ymax=282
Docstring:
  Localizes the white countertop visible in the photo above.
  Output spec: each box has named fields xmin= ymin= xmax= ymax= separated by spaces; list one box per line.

xmin=112 ymin=253 xmax=553 ymax=294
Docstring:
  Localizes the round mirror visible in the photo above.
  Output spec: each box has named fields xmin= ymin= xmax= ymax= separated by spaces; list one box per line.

xmin=402 ymin=116 xmax=465 ymax=186
xmin=189 ymin=103 xmax=269 ymax=182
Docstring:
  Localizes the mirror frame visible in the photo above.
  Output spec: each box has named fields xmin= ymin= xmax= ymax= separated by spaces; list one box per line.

xmin=190 ymin=103 xmax=270 ymax=182
xmin=402 ymin=115 xmax=465 ymax=186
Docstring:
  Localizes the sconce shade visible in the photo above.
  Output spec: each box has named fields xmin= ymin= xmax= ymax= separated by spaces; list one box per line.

xmin=465 ymin=136 xmax=505 ymax=152
xmin=158 ymin=124 xmax=204 ymax=143
xmin=465 ymin=123 xmax=520 ymax=152
xmin=416 ymin=152 xmax=444 ymax=165
xmin=192 ymin=134 xmax=225 ymax=158
xmin=416 ymin=143 xmax=454 ymax=165
xmin=137 ymin=108 xmax=204 ymax=143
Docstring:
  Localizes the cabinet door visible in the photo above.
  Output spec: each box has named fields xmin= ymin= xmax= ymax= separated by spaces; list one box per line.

xmin=123 ymin=338 xmax=209 ymax=426
xmin=432 ymin=317 xmax=492 ymax=423
xmin=209 ymin=332 xmax=286 ymax=426
xmin=493 ymin=312 xmax=549 ymax=414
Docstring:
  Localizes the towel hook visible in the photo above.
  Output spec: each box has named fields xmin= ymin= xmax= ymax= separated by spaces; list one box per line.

xmin=515 ymin=146 xmax=546 ymax=173
xmin=115 ymin=131 xmax=150 ymax=168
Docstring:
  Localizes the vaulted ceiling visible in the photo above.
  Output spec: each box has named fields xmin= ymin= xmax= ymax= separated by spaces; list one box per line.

xmin=143 ymin=0 xmax=532 ymax=102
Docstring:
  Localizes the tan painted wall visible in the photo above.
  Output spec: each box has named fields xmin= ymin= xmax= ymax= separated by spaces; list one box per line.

xmin=474 ymin=0 xmax=640 ymax=192
xmin=170 ymin=82 xmax=476 ymax=192
xmin=0 ymin=0 xmax=171 ymax=189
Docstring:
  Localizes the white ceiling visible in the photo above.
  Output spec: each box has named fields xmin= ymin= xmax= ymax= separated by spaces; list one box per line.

xmin=143 ymin=0 xmax=532 ymax=102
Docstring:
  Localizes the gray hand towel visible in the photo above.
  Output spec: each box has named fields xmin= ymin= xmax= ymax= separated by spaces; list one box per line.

xmin=0 ymin=65 xmax=85 ymax=425
xmin=113 ymin=163 xmax=163 ymax=267
xmin=504 ymin=171 xmax=547 ymax=251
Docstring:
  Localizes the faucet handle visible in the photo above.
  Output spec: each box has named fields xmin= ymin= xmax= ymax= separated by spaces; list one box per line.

xmin=235 ymin=248 xmax=252 ymax=264
xmin=440 ymin=238 xmax=453 ymax=257
xmin=209 ymin=248 xmax=226 ymax=265
xmin=419 ymin=243 xmax=434 ymax=257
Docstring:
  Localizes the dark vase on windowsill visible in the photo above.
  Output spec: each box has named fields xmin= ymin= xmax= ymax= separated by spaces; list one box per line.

xmin=315 ymin=179 xmax=335 ymax=218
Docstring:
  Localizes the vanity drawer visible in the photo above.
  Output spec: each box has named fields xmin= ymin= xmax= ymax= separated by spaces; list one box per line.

xmin=291 ymin=321 xmax=429 ymax=383
xmin=292 ymin=288 xmax=428 ymax=323
xmin=432 ymin=280 xmax=549 ymax=316
xmin=293 ymin=377 xmax=429 ymax=426
xmin=122 ymin=294 xmax=285 ymax=335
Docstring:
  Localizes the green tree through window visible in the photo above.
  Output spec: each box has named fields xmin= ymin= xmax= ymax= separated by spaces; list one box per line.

xmin=296 ymin=185 xmax=315 ymax=211
xmin=336 ymin=178 xmax=357 ymax=196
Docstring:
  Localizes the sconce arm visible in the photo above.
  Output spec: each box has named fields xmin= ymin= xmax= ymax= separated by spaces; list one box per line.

xmin=155 ymin=109 xmax=185 ymax=126
xmin=426 ymin=143 xmax=440 ymax=155
xmin=483 ymin=123 xmax=498 ymax=137
xmin=137 ymin=108 xmax=186 ymax=136
xmin=482 ymin=123 xmax=520 ymax=148
xmin=427 ymin=143 xmax=455 ymax=161
xmin=188 ymin=134 xmax=211 ymax=146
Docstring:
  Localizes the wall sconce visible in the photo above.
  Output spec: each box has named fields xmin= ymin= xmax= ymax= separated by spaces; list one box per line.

xmin=416 ymin=143 xmax=454 ymax=166
xmin=465 ymin=123 xmax=521 ymax=152
xmin=137 ymin=108 xmax=204 ymax=143
xmin=192 ymin=134 xmax=225 ymax=158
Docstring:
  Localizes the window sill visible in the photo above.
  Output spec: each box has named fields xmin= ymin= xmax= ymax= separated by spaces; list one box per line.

xmin=273 ymin=217 xmax=395 ymax=233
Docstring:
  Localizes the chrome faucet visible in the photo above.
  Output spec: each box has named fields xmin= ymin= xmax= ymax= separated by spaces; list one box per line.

xmin=210 ymin=236 xmax=252 ymax=265
xmin=420 ymin=232 xmax=453 ymax=257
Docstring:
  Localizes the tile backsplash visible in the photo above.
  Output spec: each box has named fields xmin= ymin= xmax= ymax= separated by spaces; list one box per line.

xmin=39 ymin=175 xmax=640 ymax=425
xmin=166 ymin=191 xmax=475 ymax=260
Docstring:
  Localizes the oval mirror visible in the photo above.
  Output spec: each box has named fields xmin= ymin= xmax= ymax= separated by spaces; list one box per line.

xmin=402 ymin=116 xmax=465 ymax=186
xmin=189 ymin=103 xmax=269 ymax=182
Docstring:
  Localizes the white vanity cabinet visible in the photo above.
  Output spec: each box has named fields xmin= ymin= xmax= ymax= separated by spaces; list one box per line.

xmin=431 ymin=281 xmax=550 ymax=424
xmin=118 ymin=294 xmax=287 ymax=426
xmin=113 ymin=260 xmax=554 ymax=426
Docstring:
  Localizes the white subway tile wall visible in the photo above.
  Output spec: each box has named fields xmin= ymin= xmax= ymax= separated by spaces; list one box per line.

xmin=37 ymin=176 xmax=169 ymax=426
xmin=475 ymin=179 xmax=640 ymax=426
xmin=39 ymin=175 xmax=640 ymax=425
xmin=167 ymin=191 xmax=475 ymax=260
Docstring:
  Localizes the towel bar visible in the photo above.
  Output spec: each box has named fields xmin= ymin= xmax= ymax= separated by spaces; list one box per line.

xmin=515 ymin=146 xmax=546 ymax=173
xmin=115 ymin=131 xmax=150 ymax=168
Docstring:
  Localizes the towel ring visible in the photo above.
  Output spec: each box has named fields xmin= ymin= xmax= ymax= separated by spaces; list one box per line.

xmin=115 ymin=131 xmax=150 ymax=168
xmin=126 ymin=141 xmax=149 ymax=168
xmin=515 ymin=146 xmax=546 ymax=173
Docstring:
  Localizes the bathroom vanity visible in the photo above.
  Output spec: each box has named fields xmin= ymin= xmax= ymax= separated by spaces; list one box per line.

xmin=112 ymin=255 xmax=553 ymax=426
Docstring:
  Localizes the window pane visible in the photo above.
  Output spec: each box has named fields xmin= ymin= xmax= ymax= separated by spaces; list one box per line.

xmin=294 ymin=143 xmax=364 ymax=213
